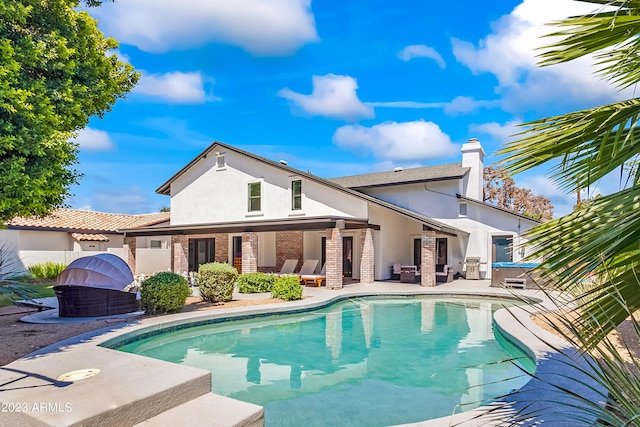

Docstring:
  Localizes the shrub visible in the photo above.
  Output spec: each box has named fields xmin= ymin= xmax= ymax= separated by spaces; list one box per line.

xmin=271 ymin=275 xmax=303 ymax=301
xmin=237 ymin=272 xmax=275 ymax=294
xmin=28 ymin=262 xmax=67 ymax=279
xmin=198 ymin=262 xmax=237 ymax=303
xmin=140 ymin=272 xmax=191 ymax=314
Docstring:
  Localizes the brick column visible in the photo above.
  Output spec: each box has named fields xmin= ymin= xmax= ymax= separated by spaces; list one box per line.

xmin=359 ymin=228 xmax=374 ymax=284
xmin=325 ymin=227 xmax=343 ymax=289
xmin=172 ymin=235 xmax=189 ymax=273
xmin=421 ymin=229 xmax=436 ymax=287
xmin=275 ymin=231 xmax=303 ymax=271
xmin=124 ymin=236 xmax=137 ymax=275
xmin=242 ymin=232 xmax=258 ymax=274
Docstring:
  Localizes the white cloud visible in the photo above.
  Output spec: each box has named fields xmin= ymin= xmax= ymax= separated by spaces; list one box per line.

xmin=71 ymin=127 xmax=113 ymax=151
xmin=452 ymin=0 xmax=627 ymax=111
xmin=398 ymin=45 xmax=446 ymax=68
xmin=134 ymin=72 xmax=209 ymax=104
xmin=90 ymin=0 xmax=318 ymax=56
xmin=367 ymin=96 xmax=499 ymax=115
xmin=278 ymin=74 xmax=374 ymax=120
xmin=470 ymin=119 xmax=522 ymax=144
xmin=332 ymin=120 xmax=459 ymax=161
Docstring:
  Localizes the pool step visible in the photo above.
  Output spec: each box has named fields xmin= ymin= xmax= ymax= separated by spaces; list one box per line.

xmin=503 ymin=278 xmax=526 ymax=289
xmin=134 ymin=393 xmax=264 ymax=427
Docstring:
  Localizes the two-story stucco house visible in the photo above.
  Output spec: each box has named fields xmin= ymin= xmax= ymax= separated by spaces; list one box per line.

xmin=123 ymin=138 xmax=539 ymax=288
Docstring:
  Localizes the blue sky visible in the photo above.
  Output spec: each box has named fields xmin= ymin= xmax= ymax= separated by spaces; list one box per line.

xmin=70 ymin=0 xmax=627 ymax=217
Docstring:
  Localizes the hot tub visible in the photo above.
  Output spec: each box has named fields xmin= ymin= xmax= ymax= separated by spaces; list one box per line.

xmin=491 ymin=262 xmax=543 ymax=289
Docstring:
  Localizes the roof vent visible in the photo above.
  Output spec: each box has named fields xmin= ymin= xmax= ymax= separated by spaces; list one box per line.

xmin=393 ymin=167 xmax=403 ymax=172
xmin=280 ymin=160 xmax=288 ymax=165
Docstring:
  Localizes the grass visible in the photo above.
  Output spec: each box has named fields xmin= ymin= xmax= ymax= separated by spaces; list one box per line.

xmin=0 ymin=282 xmax=56 ymax=308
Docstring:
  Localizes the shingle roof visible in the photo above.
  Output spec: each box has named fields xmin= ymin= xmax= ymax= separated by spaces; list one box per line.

xmin=7 ymin=209 xmax=170 ymax=233
xmin=71 ymin=233 xmax=110 ymax=242
xmin=328 ymin=163 xmax=469 ymax=189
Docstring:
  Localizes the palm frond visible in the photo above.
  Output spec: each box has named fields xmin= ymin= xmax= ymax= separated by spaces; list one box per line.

xmin=539 ymin=1 xmax=640 ymax=89
xmin=498 ymin=99 xmax=640 ymax=193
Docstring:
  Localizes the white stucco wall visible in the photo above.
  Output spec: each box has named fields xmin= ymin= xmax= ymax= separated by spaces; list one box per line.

xmin=0 ymin=229 xmax=129 ymax=271
xmin=362 ymin=182 xmax=539 ymax=279
xmin=135 ymin=236 xmax=171 ymax=250
xmin=368 ymin=204 xmax=423 ymax=280
xmin=169 ymin=150 xmax=368 ymax=225
xmin=135 ymin=248 xmax=171 ymax=275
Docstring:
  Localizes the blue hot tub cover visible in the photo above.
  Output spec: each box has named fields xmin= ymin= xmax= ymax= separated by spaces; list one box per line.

xmin=491 ymin=262 xmax=540 ymax=269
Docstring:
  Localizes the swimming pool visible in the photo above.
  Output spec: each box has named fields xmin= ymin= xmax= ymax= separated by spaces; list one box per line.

xmin=116 ymin=296 xmax=534 ymax=426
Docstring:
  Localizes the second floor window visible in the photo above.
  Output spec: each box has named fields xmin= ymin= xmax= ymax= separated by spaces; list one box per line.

xmin=248 ymin=182 xmax=261 ymax=212
xmin=291 ymin=180 xmax=302 ymax=210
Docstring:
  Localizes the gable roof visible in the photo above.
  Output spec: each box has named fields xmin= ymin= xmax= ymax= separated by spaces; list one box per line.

xmin=7 ymin=209 xmax=170 ymax=234
xmin=154 ymin=141 xmax=465 ymax=236
xmin=329 ymin=163 xmax=469 ymax=189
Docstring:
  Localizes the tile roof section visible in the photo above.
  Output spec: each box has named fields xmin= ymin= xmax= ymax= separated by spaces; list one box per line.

xmin=71 ymin=233 xmax=110 ymax=242
xmin=7 ymin=209 xmax=170 ymax=233
xmin=328 ymin=163 xmax=469 ymax=189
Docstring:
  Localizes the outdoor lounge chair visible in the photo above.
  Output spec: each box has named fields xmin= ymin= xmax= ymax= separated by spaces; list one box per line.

xmin=301 ymin=263 xmax=327 ymax=287
xmin=296 ymin=259 xmax=319 ymax=277
xmin=274 ymin=259 xmax=298 ymax=277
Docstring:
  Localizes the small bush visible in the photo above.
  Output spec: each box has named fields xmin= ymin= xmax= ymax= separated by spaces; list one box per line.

xmin=28 ymin=262 xmax=67 ymax=279
xmin=237 ymin=272 xmax=275 ymax=293
xmin=140 ymin=272 xmax=191 ymax=314
xmin=271 ymin=275 xmax=303 ymax=301
xmin=198 ymin=262 xmax=237 ymax=303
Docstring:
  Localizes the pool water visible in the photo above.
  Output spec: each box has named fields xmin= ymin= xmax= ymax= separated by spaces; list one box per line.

xmin=117 ymin=297 xmax=534 ymax=426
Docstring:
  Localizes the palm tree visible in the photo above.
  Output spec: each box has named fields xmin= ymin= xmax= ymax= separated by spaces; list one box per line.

xmin=498 ymin=0 xmax=640 ymax=347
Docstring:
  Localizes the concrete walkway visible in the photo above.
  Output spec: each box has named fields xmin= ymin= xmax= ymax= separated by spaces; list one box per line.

xmin=0 ymin=280 xmax=604 ymax=427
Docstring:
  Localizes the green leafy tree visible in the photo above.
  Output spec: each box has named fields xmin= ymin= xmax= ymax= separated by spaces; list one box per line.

xmin=0 ymin=0 xmax=138 ymax=221
xmin=498 ymin=0 xmax=640 ymax=346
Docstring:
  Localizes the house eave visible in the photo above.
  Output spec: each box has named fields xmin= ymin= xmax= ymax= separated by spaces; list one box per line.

xmin=123 ymin=216 xmax=380 ymax=237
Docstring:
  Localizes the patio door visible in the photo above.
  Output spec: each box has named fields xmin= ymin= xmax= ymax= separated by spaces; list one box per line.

xmin=188 ymin=238 xmax=215 ymax=272
xmin=343 ymin=236 xmax=353 ymax=277
xmin=413 ymin=238 xmax=421 ymax=268
xmin=232 ymin=236 xmax=242 ymax=272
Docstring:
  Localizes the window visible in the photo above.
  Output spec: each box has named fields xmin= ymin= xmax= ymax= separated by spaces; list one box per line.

xmin=291 ymin=180 xmax=302 ymax=210
xmin=492 ymin=236 xmax=513 ymax=263
xmin=248 ymin=182 xmax=261 ymax=212
xmin=436 ymin=238 xmax=448 ymax=265
xmin=216 ymin=152 xmax=226 ymax=169
xmin=188 ymin=238 xmax=215 ymax=272
xmin=459 ymin=202 xmax=468 ymax=217
xmin=150 ymin=240 xmax=162 ymax=248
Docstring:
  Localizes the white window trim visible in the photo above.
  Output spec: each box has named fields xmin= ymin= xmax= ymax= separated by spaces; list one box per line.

xmin=458 ymin=202 xmax=468 ymax=217
xmin=290 ymin=179 xmax=303 ymax=212
xmin=246 ymin=178 xmax=264 ymax=216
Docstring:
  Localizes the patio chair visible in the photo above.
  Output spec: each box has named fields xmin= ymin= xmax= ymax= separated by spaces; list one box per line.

xmin=436 ymin=264 xmax=453 ymax=283
xmin=302 ymin=263 xmax=327 ymax=287
xmin=400 ymin=265 xmax=421 ymax=283
xmin=390 ymin=263 xmax=401 ymax=280
xmin=274 ymin=259 xmax=298 ymax=277
xmin=296 ymin=259 xmax=319 ymax=277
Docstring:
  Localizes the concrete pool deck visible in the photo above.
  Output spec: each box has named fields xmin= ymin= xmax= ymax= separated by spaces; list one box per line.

xmin=0 ymin=280 xmax=605 ymax=426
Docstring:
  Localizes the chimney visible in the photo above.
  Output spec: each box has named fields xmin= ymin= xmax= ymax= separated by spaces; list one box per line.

xmin=461 ymin=138 xmax=485 ymax=201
